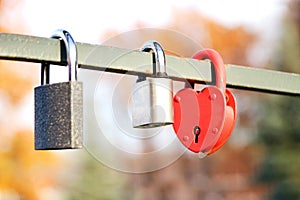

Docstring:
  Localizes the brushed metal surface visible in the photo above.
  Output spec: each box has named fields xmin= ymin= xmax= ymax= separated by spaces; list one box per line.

xmin=132 ymin=78 xmax=173 ymax=128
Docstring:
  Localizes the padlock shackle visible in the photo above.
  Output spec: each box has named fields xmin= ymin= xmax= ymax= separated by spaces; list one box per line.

xmin=192 ymin=49 xmax=226 ymax=94
xmin=41 ymin=29 xmax=78 ymax=85
xmin=140 ymin=40 xmax=167 ymax=77
xmin=41 ymin=62 xmax=50 ymax=85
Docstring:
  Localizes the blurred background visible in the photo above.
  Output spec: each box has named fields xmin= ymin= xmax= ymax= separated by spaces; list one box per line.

xmin=0 ymin=0 xmax=299 ymax=199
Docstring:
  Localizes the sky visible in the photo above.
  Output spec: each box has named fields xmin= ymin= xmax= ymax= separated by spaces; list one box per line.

xmin=18 ymin=0 xmax=288 ymax=69
xmin=20 ymin=0 xmax=288 ymax=43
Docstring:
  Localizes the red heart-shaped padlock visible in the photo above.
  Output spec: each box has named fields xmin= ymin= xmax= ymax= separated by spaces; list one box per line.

xmin=192 ymin=50 xmax=237 ymax=155
xmin=173 ymin=49 xmax=226 ymax=154
xmin=173 ymin=49 xmax=237 ymax=155
xmin=173 ymin=86 xmax=226 ymax=153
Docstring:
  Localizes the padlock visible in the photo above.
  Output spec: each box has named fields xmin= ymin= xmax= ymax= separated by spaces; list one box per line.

xmin=173 ymin=49 xmax=237 ymax=155
xmin=132 ymin=40 xmax=173 ymax=128
xmin=34 ymin=29 xmax=83 ymax=150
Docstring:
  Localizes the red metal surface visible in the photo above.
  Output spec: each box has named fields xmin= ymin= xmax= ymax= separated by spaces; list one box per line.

xmin=206 ymin=89 xmax=237 ymax=155
xmin=172 ymin=49 xmax=237 ymax=155
xmin=173 ymin=87 xmax=225 ymax=153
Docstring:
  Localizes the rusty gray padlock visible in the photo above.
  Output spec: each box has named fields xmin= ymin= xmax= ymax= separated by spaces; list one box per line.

xmin=132 ymin=40 xmax=173 ymax=128
xmin=34 ymin=29 xmax=83 ymax=150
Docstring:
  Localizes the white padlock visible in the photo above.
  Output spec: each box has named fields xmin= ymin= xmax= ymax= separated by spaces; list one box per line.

xmin=132 ymin=40 xmax=173 ymax=128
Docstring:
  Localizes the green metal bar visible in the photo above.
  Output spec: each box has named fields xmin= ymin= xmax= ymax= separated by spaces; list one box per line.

xmin=0 ymin=33 xmax=299 ymax=96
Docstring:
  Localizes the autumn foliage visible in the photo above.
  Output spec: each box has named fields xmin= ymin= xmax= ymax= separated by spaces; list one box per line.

xmin=167 ymin=8 xmax=257 ymax=65
xmin=0 ymin=1 xmax=63 ymax=199
xmin=0 ymin=131 xmax=61 ymax=199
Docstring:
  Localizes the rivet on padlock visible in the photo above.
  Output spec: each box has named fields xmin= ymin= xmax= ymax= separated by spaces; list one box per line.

xmin=34 ymin=29 xmax=83 ymax=150
xmin=173 ymin=49 xmax=237 ymax=155
xmin=132 ymin=40 xmax=173 ymax=128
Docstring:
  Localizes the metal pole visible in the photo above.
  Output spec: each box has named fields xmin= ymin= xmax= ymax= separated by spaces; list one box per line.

xmin=0 ymin=33 xmax=299 ymax=96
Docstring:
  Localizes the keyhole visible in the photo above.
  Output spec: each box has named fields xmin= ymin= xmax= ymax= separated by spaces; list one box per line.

xmin=194 ymin=126 xmax=201 ymax=143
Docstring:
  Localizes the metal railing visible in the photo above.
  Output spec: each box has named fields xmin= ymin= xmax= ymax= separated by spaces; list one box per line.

xmin=1 ymin=33 xmax=299 ymax=96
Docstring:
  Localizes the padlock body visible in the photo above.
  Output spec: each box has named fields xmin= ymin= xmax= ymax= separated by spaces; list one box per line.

xmin=34 ymin=81 xmax=83 ymax=150
xmin=173 ymin=86 xmax=226 ymax=153
xmin=132 ymin=78 xmax=173 ymax=128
